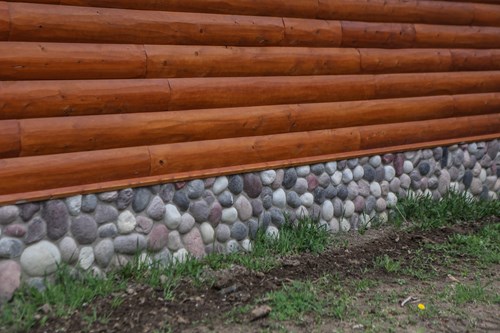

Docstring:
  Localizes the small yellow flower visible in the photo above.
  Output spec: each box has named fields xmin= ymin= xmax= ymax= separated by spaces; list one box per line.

xmin=418 ymin=303 xmax=426 ymax=310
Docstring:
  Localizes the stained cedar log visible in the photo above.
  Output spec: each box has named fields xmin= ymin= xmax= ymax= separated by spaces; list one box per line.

xmin=14 ymin=93 xmax=500 ymax=157
xmin=4 ymin=2 xmax=500 ymax=48
xmin=0 ymin=2 xmax=8 ymax=39
xmin=4 ymin=0 xmax=500 ymax=27
xmin=0 ymin=120 xmax=20 ymax=158
xmin=2 ymin=72 xmax=500 ymax=119
xmin=0 ymin=79 xmax=171 ymax=119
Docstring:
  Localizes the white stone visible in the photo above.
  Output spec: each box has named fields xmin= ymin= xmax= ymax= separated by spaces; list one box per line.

xmin=342 ymin=169 xmax=353 ymax=184
xmin=340 ymin=218 xmax=350 ymax=232
xmin=403 ymin=161 xmax=414 ymax=174
xmin=369 ymin=156 xmax=381 ymax=168
xmin=265 ymin=226 xmax=279 ymax=240
xmin=296 ymin=166 xmax=310 ymax=177
xmin=200 ymin=222 xmax=214 ymax=244
xmin=117 ymin=210 xmax=136 ymax=234
xmin=98 ymin=191 xmax=118 ymax=202
xmin=66 ymin=195 xmax=82 ymax=216
xmin=352 ymin=165 xmax=364 ymax=181
xmin=370 ymin=182 xmax=382 ymax=197
xmin=173 ymin=249 xmax=189 ymax=264
xmin=300 ymin=193 xmax=314 ymax=207
xmin=344 ymin=200 xmax=355 ymax=217
xmin=212 ymin=176 xmax=229 ymax=195
xmin=272 ymin=189 xmax=286 ymax=208
xmin=331 ymin=171 xmax=342 ymax=185
xmin=378 ymin=212 xmax=389 ymax=224
xmin=479 ymin=169 xmax=487 ymax=182
xmin=329 ymin=218 xmax=340 ymax=233
xmin=489 ymin=191 xmax=498 ymax=200
xmin=20 ymin=241 xmax=61 ymax=276
xmin=386 ymin=192 xmax=398 ymax=208
xmin=325 ymin=162 xmax=337 ymax=175
xmin=226 ymin=240 xmax=240 ymax=253
xmin=359 ymin=213 xmax=371 ymax=228
xmin=296 ymin=206 xmax=308 ymax=219
xmin=221 ymin=207 xmax=238 ymax=224
xmin=384 ymin=166 xmax=396 ymax=181
xmin=241 ymin=239 xmax=252 ymax=252
xmin=165 ymin=204 xmax=182 ymax=229
xmin=321 ymin=201 xmax=334 ymax=221
xmin=260 ymin=170 xmax=276 ymax=185
xmin=400 ymin=174 xmax=411 ymax=189
xmin=472 ymin=162 xmax=482 ymax=176
xmin=78 ymin=247 xmax=94 ymax=270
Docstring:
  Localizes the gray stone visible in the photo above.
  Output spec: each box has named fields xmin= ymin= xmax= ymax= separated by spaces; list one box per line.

xmin=428 ymin=177 xmax=439 ymax=190
xmin=0 ymin=206 xmax=19 ymax=225
xmin=441 ymin=147 xmax=449 ymax=168
xmin=452 ymin=149 xmax=465 ymax=166
xmin=311 ymin=164 xmax=325 ymax=175
xmin=295 ymin=166 xmax=310 ymax=177
xmin=370 ymin=182 xmax=382 ymax=197
xmin=71 ymin=215 xmax=98 ymax=244
xmin=363 ymin=165 xmax=376 ymax=182
xmin=283 ymin=168 xmax=298 ymax=189
xmin=114 ymin=234 xmax=146 ymax=255
xmin=244 ymin=173 xmax=263 ymax=198
xmin=159 ymin=184 xmax=175 ymax=203
xmin=380 ymin=181 xmax=390 ymax=196
xmin=270 ymin=208 xmax=286 ymax=227
xmin=376 ymin=198 xmax=387 ymax=212
xmin=333 ymin=198 xmax=343 ymax=217
xmin=190 ymin=201 xmax=210 ymax=223
xmin=132 ymin=189 xmax=151 ymax=213
xmin=148 ymin=224 xmax=169 ymax=251
xmin=0 ymin=260 xmax=21 ymax=303
xmin=403 ymin=161 xmax=414 ymax=174
xmin=187 ymin=180 xmax=205 ymax=199
xmin=321 ymin=201 xmax=334 ymax=221
xmin=218 ymin=191 xmax=234 ymax=207
xmin=293 ymin=178 xmax=309 ymax=195
xmin=418 ymin=162 xmax=431 ymax=176
xmin=78 ymin=247 xmax=94 ymax=270
xmin=20 ymin=241 xmax=61 ymax=276
xmin=248 ymin=219 xmax=259 ymax=239
xmin=221 ymin=207 xmax=238 ymax=224
xmin=179 ymin=214 xmax=196 ymax=234
xmin=98 ymin=223 xmax=118 ymax=238
xmin=343 ymin=200 xmax=355 ymax=217
xmin=365 ymin=196 xmax=376 ymax=213
xmin=231 ymin=221 xmax=248 ymax=241
xmin=357 ymin=180 xmax=370 ymax=197
xmin=59 ymin=237 xmax=78 ymax=263
xmin=300 ymin=193 xmax=314 ymax=207
xmin=331 ymin=170 xmax=342 ymax=185
xmin=42 ymin=200 xmax=69 ymax=241
xmin=325 ymin=162 xmax=337 ymax=175
xmin=386 ymin=192 xmax=398 ymax=208
xmin=342 ymin=169 xmax=353 ymax=184
xmin=317 ymin=173 xmax=331 ymax=188
xmin=213 ymin=176 xmax=229 ymax=195
xmin=463 ymin=170 xmax=473 ymax=189
xmin=337 ymin=185 xmax=348 ymax=200
xmin=3 ymin=224 xmax=26 ymax=238
xmin=369 ymin=155 xmax=381 ymax=167
xmin=216 ymin=224 xmax=231 ymax=242
xmin=487 ymin=140 xmax=499 ymax=159
xmin=347 ymin=158 xmax=358 ymax=169
xmin=449 ymin=167 xmax=459 ymax=181
xmin=272 ymin=169 xmax=284 ymax=190
xmin=384 ymin=166 xmax=396 ymax=181
xmin=393 ymin=154 xmax=404 ymax=176
xmin=81 ymin=195 xmax=98 ymax=213
xmin=66 ymin=195 xmax=82 ymax=216
xmin=0 ymin=238 xmax=23 ymax=259
xmin=353 ymin=196 xmax=365 ymax=213
xmin=202 ymin=190 xmax=215 ymax=205
xmin=480 ymin=155 xmax=493 ymax=168
xmin=286 ymin=191 xmax=302 ymax=208
xmin=200 ymin=222 xmax=215 ymax=244
xmin=228 ymin=175 xmax=244 ymax=194
xmin=470 ymin=178 xmax=483 ymax=195
xmin=234 ymin=196 xmax=252 ymax=221
xmin=324 ymin=185 xmax=337 ymax=199
xmin=208 ymin=202 xmax=222 ymax=227
xmin=375 ymin=167 xmax=385 ymax=182
xmin=347 ymin=182 xmax=359 ymax=199
xmin=337 ymin=160 xmax=347 ymax=170
xmin=165 ymin=204 xmax=182 ymax=229
xmin=98 ymin=191 xmax=118 ymax=202
xmin=94 ymin=239 xmax=114 ymax=268
xmin=117 ymin=210 xmax=136 ymax=234
xmin=19 ymin=203 xmax=40 ymax=222
xmin=389 ymin=178 xmax=401 ymax=193
xmin=260 ymin=170 xmax=276 ymax=185
xmin=173 ymin=191 xmax=190 ymax=211
xmin=400 ymin=174 xmax=411 ymax=189
xmin=259 ymin=212 xmax=272 ymax=230
xmin=479 ymin=185 xmax=489 ymax=201
xmin=433 ymin=147 xmax=443 ymax=161
xmin=147 ymin=196 xmax=165 ymax=220
xmin=167 ymin=231 xmax=182 ymax=251
xmin=251 ymin=199 xmax=263 ymax=217
xmin=273 ymin=189 xmax=287 ymax=208
xmin=95 ymin=204 xmax=118 ymax=224
xmin=25 ymin=217 xmax=46 ymax=244
xmin=382 ymin=153 xmax=395 ymax=164
xmin=226 ymin=239 xmax=240 ymax=253
xmin=313 ymin=187 xmax=326 ymax=205
xmin=352 ymin=165 xmax=364 ymax=181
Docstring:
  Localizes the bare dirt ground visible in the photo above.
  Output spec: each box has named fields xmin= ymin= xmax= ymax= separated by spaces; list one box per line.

xmin=32 ymin=219 xmax=499 ymax=333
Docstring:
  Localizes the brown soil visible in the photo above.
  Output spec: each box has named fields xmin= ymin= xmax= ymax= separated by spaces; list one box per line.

xmin=31 ymin=220 xmax=499 ymax=333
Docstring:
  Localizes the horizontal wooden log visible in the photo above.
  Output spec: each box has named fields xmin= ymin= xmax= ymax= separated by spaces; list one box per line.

xmin=450 ymin=49 xmax=500 ymax=71
xmin=359 ymin=49 xmax=452 ymax=73
xmin=0 ymin=120 xmax=20 ymax=158
xmin=0 ymin=2 xmax=8 ymax=39
xmin=14 ymin=93 xmax=500 ymax=157
xmin=281 ymin=17 xmax=341 ymax=47
xmin=0 ymin=147 xmax=151 ymax=195
xmin=414 ymin=24 xmax=500 ymax=48
xmin=0 ymin=79 xmax=170 ymax=119
xmin=3 ymin=0 xmax=500 ymax=27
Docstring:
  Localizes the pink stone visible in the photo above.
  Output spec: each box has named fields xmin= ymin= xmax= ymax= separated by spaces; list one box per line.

xmin=182 ymin=228 xmax=205 ymax=258
xmin=147 ymin=224 xmax=169 ymax=252
xmin=306 ymin=174 xmax=319 ymax=191
xmin=3 ymin=224 xmax=27 ymax=238
xmin=0 ymin=260 xmax=21 ymax=303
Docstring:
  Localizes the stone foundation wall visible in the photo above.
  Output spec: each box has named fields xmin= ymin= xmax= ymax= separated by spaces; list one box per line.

xmin=0 ymin=140 xmax=499 ymax=299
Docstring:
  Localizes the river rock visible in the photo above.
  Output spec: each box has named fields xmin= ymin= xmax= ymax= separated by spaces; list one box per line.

xmin=117 ymin=211 xmax=136 ymax=234
xmin=244 ymin=173 xmax=263 ymax=198
xmin=42 ymin=200 xmax=69 ymax=241
xmin=132 ymin=189 xmax=151 ymax=213
xmin=148 ymin=224 xmax=169 ymax=251
xmin=21 ymin=241 xmax=61 ymax=276
xmin=71 ymin=215 xmax=98 ymax=244
xmin=114 ymin=234 xmax=146 ymax=255
xmin=0 ymin=260 xmax=21 ymax=303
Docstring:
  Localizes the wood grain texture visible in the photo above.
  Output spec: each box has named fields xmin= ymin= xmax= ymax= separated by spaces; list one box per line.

xmin=0 ymin=120 xmax=20 ymax=158
xmin=0 ymin=42 xmax=146 ymax=80
xmin=360 ymin=48 xmax=452 ymax=73
xmin=281 ymin=18 xmax=341 ymax=47
xmin=0 ymin=147 xmax=151 ymax=195
xmin=450 ymin=49 xmax=500 ymax=71
xmin=16 ymin=93 xmax=500 ymax=157
xmin=414 ymin=24 xmax=500 ymax=48
xmin=0 ymin=79 xmax=171 ymax=119
xmin=0 ymin=2 xmax=9 ymax=39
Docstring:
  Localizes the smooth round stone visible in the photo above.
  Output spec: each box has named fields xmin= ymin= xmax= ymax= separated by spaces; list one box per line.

xmin=448 ymin=167 xmax=459 ymax=181
xmin=293 ymin=178 xmax=308 ymax=195
xmin=384 ymin=166 xmax=396 ymax=182
xmin=325 ymin=162 xmax=337 ymax=175
xmin=487 ymin=140 xmax=499 ymax=159
xmin=470 ymin=178 xmax=483 ymax=195
xmin=216 ymin=224 xmax=231 ymax=242
xmin=410 ymin=151 xmax=422 ymax=166
xmin=0 ymin=238 xmax=23 ymax=259
xmin=363 ymin=165 xmax=376 ymax=182
xmin=378 ymin=212 xmax=389 ymax=224
xmin=393 ymin=154 xmax=404 ymax=176
xmin=321 ymin=201 xmax=334 ymax=221
xmin=200 ymin=222 xmax=215 ymax=244
xmin=352 ymin=165 xmax=364 ymax=181
xmin=373 ymin=167 xmax=385 ymax=183
xmin=235 ymin=196 xmax=253 ymax=221
xmin=308 ymin=204 xmax=320 ymax=220
xmin=117 ymin=211 xmax=136 ymax=234
xmin=485 ymin=176 xmax=497 ymax=190
xmin=400 ymin=174 xmax=411 ymax=189
xmin=438 ymin=170 xmax=451 ymax=195
xmin=94 ymin=239 xmax=114 ymax=268
xmin=167 ymin=230 xmax=182 ymax=251
xmin=365 ymin=196 xmax=376 ymax=213
xmin=272 ymin=169 xmax=284 ymax=190
xmin=331 ymin=171 xmax=343 ymax=185
xmin=370 ymin=182 xmax=382 ymax=197
xmin=21 ymin=241 xmax=61 ymax=276
xmin=187 ymin=180 xmax=205 ymax=199
xmin=260 ymin=170 xmax=277 ymax=185
xmin=452 ymin=149 xmax=465 ymax=166
xmin=251 ymin=200 xmax=263 ymax=217
xmin=480 ymin=155 xmax=493 ymax=168
xmin=265 ymin=226 xmax=279 ymax=239
xmin=172 ymin=191 xmax=189 ymax=211
xmin=59 ymin=237 xmax=79 ymax=264
xmin=300 ymin=193 xmax=314 ymax=207
xmin=333 ymin=198 xmax=343 ymax=217
xmin=418 ymin=162 xmax=431 ymax=176
xmin=165 ymin=204 xmax=182 ymax=229
xmin=380 ymin=181 xmax=390 ymax=196
xmin=386 ymin=193 xmax=398 ymax=208
xmin=311 ymin=164 xmax=325 ymax=175
xmin=241 ymin=239 xmax=252 ymax=252
xmin=98 ymin=223 xmax=118 ymax=238
xmin=221 ymin=207 xmax=238 ymax=224
xmin=218 ymin=191 xmax=234 ymax=208
xmin=0 ymin=260 xmax=21 ymax=303
xmin=71 ymin=215 xmax=98 ymax=244
xmin=329 ymin=218 xmax=340 ymax=233
xmin=353 ymin=196 xmax=365 ymax=213
xmin=369 ymin=156 xmax=382 ymax=168
xmin=225 ymin=240 xmax=239 ymax=254
xmin=270 ymin=208 xmax=286 ymax=227
xmin=66 ymin=195 xmax=82 ymax=216
xmin=95 ymin=205 xmax=118 ymax=224
xmin=145 ymin=196 xmax=164 ymax=221
xmin=433 ymin=147 xmax=444 ymax=160
xmin=463 ymin=151 xmax=474 ymax=169
xmin=190 ymin=201 xmax=210 ymax=223
xmin=262 ymin=192 xmax=273 ymax=210
xmin=19 ymin=203 xmax=40 ymax=222
xmin=472 ymin=162 xmax=482 ymax=177
xmin=114 ymin=234 xmax=146 ymax=255
xmin=178 ymin=214 xmax=196 ymax=234
xmin=259 ymin=212 xmax=272 ymax=230
xmin=389 ymin=178 xmax=401 ymax=193
xmin=411 ymin=179 xmax=421 ymax=191
xmin=244 ymin=173 xmax=263 ymax=198
xmin=340 ymin=218 xmax=350 ymax=232
xmin=98 ymin=191 xmax=118 ymax=203
xmin=324 ymin=185 xmax=337 ymax=200
xmin=479 ymin=169 xmax=487 ymax=183
xmin=3 ymin=224 xmax=26 ymax=238
xmin=306 ymin=174 xmax=319 ymax=191
xmin=347 ymin=182 xmax=359 ymax=200
xmin=42 ymin=200 xmax=69 ymax=241
xmin=344 ymin=201 xmax=355 ymax=217
xmin=286 ymin=191 xmax=301 ymax=208
xmin=428 ymin=177 xmax=439 ymax=190
xmin=78 ymin=247 xmax=94 ymax=270
xmin=173 ymin=249 xmax=189 ymax=264
xmin=296 ymin=166 xmax=310 ymax=177
xmin=283 ymin=168 xmax=298 ymax=189
xmin=359 ymin=213 xmax=372 ymax=228
xmin=247 ymin=219 xmax=258 ymax=239
xmin=231 ymin=221 xmax=248 ymax=241
xmin=347 ymin=159 xmax=358 ymax=169
xmin=228 ymin=175 xmax=244 ymax=194
xmin=213 ymin=176 xmax=229 ymax=195
xmin=402 ymin=161 xmax=413 ymax=174
xmin=337 ymin=160 xmax=347 ymax=170
xmin=463 ymin=170 xmax=473 ymax=189
xmin=183 ymin=228 xmax=205 ymax=258
xmin=375 ymin=198 xmax=387 ymax=212
xmin=342 ymin=169 xmax=353 ymax=184
xmin=272 ymin=189 xmax=287 ymax=208
xmin=382 ymin=153 xmax=395 ymax=164
xmin=358 ymin=180 xmax=370 ymax=197
xmin=159 ymin=184 xmax=175 ymax=203
xmin=337 ymin=185 xmax=348 ymax=200
xmin=132 ymin=189 xmax=151 ymax=213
